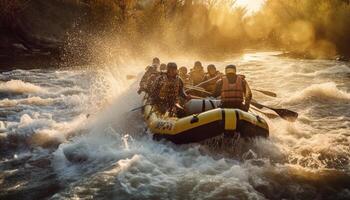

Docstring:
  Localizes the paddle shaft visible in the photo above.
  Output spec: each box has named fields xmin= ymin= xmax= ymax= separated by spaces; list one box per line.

xmin=252 ymin=89 xmax=277 ymax=97
xmin=130 ymin=105 xmax=149 ymax=112
xmin=250 ymin=106 xmax=279 ymax=119
xmin=185 ymin=86 xmax=212 ymax=95
xmin=250 ymin=101 xmax=298 ymax=121
xmin=195 ymin=75 xmax=220 ymax=88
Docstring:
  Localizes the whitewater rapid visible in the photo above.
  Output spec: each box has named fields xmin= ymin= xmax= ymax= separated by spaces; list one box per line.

xmin=0 ymin=52 xmax=349 ymax=199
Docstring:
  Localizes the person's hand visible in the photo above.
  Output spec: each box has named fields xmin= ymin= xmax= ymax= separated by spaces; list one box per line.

xmin=245 ymin=104 xmax=250 ymax=111
xmin=244 ymin=100 xmax=251 ymax=111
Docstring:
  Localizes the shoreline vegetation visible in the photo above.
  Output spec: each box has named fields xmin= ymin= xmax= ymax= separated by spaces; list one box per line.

xmin=0 ymin=0 xmax=349 ymax=69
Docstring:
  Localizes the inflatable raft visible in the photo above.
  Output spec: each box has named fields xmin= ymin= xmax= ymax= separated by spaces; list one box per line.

xmin=143 ymin=99 xmax=269 ymax=144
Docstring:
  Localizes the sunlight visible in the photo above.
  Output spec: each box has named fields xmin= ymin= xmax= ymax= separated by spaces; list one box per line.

xmin=235 ymin=0 xmax=265 ymax=13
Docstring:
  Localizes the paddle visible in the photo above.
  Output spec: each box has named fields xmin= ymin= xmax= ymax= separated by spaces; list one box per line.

xmin=175 ymin=103 xmax=185 ymax=110
xmin=184 ymin=75 xmax=221 ymax=97
xmin=186 ymin=76 xmax=277 ymax=98
xmin=250 ymin=100 xmax=298 ymax=122
xmin=129 ymin=104 xmax=149 ymax=112
xmin=250 ymin=106 xmax=279 ymax=119
xmin=252 ymin=89 xmax=277 ymax=97
xmin=185 ymin=86 xmax=212 ymax=95
xmin=194 ymin=75 xmax=220 ymax=88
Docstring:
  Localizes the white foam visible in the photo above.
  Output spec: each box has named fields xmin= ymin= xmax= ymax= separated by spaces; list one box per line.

xmin=315 ymin=65 xmax=350 ymax=76
xmin=0 ymin=96 xmax=56 ymax=107
xmin=282 ymin=82 xmax=350 ymax=104
xmin=0 ymin=80 xmax=46 ymax=94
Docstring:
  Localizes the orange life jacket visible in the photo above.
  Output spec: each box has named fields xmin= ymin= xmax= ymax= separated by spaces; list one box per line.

xmin=221 ymin=75 xmax=244 ymax=104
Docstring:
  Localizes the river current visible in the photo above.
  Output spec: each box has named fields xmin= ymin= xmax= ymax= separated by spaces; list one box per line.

xmin=0 ymin=52 xmax=349 ymax=199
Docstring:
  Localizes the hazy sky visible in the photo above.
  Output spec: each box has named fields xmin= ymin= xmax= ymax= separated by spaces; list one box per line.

xmin=235 ymin=0 xmax=265 ymax=13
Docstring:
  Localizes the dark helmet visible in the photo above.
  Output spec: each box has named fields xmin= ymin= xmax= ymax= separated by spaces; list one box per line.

xmin=179 ymin=66 xmax=188 ymax=74
xmin=207 ymin=64 xmax=216 ymax=71
xmin=167 ymin=62 xmax=178 ymax=70
xmin=194 ymin=61 xmax=202 ymax=68
xmin=152 ymin=57 xmax=160 ymax=65
xmin=225 ymin=64 xmax=237 ymax=74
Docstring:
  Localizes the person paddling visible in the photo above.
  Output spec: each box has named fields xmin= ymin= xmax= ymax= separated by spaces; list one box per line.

xmin=152 ymin=62 xmax=191 ymax=116
xmin=203 ymin=64 xmax=223 ymax=93
xmin=138 ymin=57 xmax=161 ymax=94
xmin=179 ymin=66 xmax=191 ymax=86
xmin=212 ymin=65 xmax=252 ymax=111
xmin=189 ymin=61 xmax=205 ymax=86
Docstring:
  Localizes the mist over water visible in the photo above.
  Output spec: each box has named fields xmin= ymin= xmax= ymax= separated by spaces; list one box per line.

xmin=0 ymin=52 xmax=349 ymax=199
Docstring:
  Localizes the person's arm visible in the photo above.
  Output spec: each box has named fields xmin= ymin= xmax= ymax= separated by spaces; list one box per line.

xmin=212 ymin=80 xmax=222 ymax=98
xmin=243 ymin=79 xmax=252 ymax=111
xmin=244 ymin=80 xmax=252 ymax=101
xmin=179 ymin=79 xmax=189 ymax=99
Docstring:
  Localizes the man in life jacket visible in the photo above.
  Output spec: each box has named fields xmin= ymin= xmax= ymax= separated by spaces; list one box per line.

xmin=212 ymin=65 xmax=252 ymax=111
xmin=189 ymin=61 xmax=205 ymax=86
xmin=138 ymin=57 xmax=161 ymax=94
xmin=152 ymin=62 xmax=190 ymax=116
xmin=179 ymin=66 xmax=191 ymax=86
xmin=203 ymin=64 xmax=223 ymax=94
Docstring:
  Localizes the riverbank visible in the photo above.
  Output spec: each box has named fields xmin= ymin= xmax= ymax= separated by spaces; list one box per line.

xmin=1 ymin=0 xmax=349 ymax=70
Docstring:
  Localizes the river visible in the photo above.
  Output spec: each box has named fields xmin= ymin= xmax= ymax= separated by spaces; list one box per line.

xmin=0 ymin=52 xmax=349 ymax=199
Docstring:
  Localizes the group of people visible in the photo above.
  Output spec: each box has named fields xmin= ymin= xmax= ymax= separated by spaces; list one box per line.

xmin=138 ymin=57 xmax=252 ymax=116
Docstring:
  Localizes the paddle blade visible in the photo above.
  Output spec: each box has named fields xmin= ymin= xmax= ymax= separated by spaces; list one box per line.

xmin=262 ymin=112 xmax=279 ymax=119
xmin=250 ymin=101 xmax=264 ymax=109
xmin=130 ymin=105 xmax=144 ymax=112
xmin=273 ymin=108 xmax=298 ymax=122
xmin=253 ymin=89 xmax=277 ymax=97
xmin=251 ymin=100 xmax=298 ymax=122
xmin=250 ymin=107 xmax=279 ymax=119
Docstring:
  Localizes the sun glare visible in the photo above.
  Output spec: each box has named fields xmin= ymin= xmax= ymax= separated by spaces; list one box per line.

xmin=235 ymin=0 xmax=265 ymax=13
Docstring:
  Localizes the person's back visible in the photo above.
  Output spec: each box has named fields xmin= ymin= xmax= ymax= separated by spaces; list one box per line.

xmin=189 ymin=61 xmax=205 ymax=86
xmin=212 ymin=65 xmax=252 ymax=111
xmin=179 ymin=66 xmax=191 ymax=86
xmin=203 ymin=64 xmax=222 ymax=93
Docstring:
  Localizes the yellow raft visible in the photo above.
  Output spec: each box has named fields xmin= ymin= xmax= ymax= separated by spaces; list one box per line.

xmin=143 ymin=100 xmax=269 ymax=144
